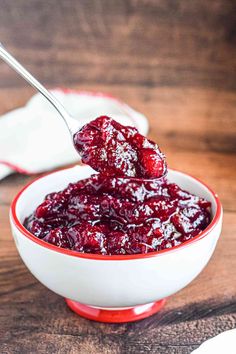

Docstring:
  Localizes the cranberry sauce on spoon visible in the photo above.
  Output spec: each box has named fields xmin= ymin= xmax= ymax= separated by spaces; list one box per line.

xmin=73 ymin=116 xmax=167 ymax=179
xmin=24 ymin=116 xmax=211 ymax=255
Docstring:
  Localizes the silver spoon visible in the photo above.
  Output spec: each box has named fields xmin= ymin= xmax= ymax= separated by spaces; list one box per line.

xmin=0 ymin=43 xmax=167 ymax=182
xmin=0 ymin=43 xmax=80 ymax=136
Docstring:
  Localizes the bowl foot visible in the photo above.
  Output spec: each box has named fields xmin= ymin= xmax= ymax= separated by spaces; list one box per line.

xmin=65 ymin=298 xmax=166 ymax=323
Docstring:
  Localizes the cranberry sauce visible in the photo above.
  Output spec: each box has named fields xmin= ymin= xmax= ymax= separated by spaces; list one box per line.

xmin=73 ymin=116 xmax=167 ymax=179
xmin=24 ymin=116 xmax=211 ymax=255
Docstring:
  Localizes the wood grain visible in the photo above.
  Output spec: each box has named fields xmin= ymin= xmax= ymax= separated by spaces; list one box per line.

xmin=0 ymin=85 xmax=236 ymax=155
xmin=0 ymin=0 xmax=236 ymax=353
xmin=0 ymin=0 xmax=236 ymax=90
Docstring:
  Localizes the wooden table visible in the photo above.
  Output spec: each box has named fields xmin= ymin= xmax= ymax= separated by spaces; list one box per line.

xmin=0 ymin=85 xmax=235 ymax=354
xmin=0 ymin=0 xmax=236 ymax=352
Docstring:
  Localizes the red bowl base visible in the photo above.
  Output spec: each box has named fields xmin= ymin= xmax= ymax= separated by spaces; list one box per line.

xmin=65 ymin=298 xmax=166 ymax=323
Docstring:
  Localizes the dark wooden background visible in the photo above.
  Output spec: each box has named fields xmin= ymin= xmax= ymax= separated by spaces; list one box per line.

xmin=0 ymin=1 xmax=236 ymax=353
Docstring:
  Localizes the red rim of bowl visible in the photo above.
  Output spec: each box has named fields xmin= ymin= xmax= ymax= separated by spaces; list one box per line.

xmin=10 ymin=167 xmax=223 ymax=261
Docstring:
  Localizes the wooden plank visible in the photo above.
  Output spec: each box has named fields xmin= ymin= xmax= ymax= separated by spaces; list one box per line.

xmin=0 ymin=0 xmax=235 ymax=90
xmin=1 ymin=85 xmax=236 ymax=155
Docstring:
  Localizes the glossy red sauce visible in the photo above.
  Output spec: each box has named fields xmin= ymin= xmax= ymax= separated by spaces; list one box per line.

xmin=24 ymin=116 xmax=211 ymax=255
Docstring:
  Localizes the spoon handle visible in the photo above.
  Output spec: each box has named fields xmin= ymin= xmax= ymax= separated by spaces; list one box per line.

xmin=0 ymin=43 xmax=79 ymax=134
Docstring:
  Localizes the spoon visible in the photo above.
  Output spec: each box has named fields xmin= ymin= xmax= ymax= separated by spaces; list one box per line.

xmin=0 ymin=43 xmax=167 ymax=182
xmin=0 ymin=43 xmax=80 ymax=136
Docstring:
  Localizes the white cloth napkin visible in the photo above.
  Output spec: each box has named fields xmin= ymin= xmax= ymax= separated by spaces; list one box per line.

xmin=191 ymin=328 xmax=236 ymax=354
xmin=0 ymin=89 xmax=148 ymax=180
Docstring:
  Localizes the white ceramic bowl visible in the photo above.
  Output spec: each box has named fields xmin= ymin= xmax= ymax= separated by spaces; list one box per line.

xmin=10 ymin=166 xmax=223 ymax=322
